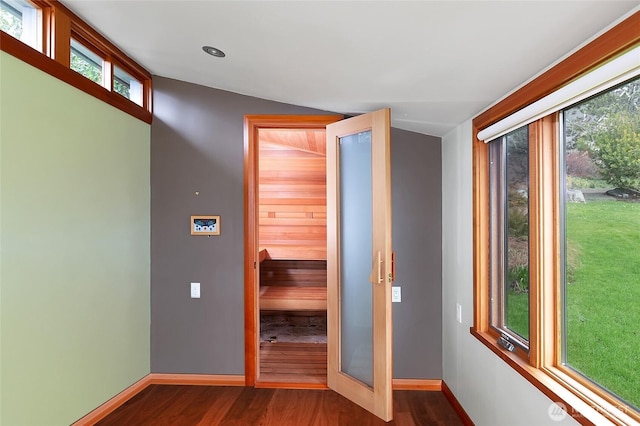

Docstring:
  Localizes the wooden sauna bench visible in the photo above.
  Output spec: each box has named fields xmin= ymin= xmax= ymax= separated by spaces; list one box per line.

xmin=259 ymin=251 xmax=327 ymax=312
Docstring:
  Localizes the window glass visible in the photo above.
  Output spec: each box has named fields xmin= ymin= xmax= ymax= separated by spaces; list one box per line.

xmin=490 ymin=126 xmax=530 ymax=345
xmin=70 ymin=38 xmax=103 ymax=85
xmin=562 ymin=76 xmax=640 ymax=409
xmin=114 ymin=65 xmax=143 ymax=106
xmin=0 ymin=0 xmax=39 ymax=49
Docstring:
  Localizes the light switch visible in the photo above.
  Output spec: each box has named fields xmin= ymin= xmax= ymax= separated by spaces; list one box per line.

xmin=392 ymin=286 xmax=401 ymax=303
xmin=191 ymin=282 xmax=200 ymax=299
xmin=456 ymin=303 xmax=462 ymax=323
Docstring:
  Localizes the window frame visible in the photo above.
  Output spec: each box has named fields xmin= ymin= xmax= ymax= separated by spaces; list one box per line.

xmin=0 ymin=0 xmax=152 ymax=123
xmin=488 ymin=125 xmax=532 ymax=351
xmin=111 ymin=57 xmax=146 ymax=107
xmin=472 ymin=11 xmax=640 ymax=426
xmin=70 ymin=34 xmax=106 ymax=86
xmin=0 ymin=0 xmax=44 ymax=51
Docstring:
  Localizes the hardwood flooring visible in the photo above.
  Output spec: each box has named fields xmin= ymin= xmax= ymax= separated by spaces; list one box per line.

xmin=97 ymin=385 xmax=464 ymax=425
xmin=259 ymin=342 xmax=327 ymax=385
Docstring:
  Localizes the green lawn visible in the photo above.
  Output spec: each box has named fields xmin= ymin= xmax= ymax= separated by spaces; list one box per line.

xmin=507 ymin=291 xmax=529 ymax=340
xmin=566 ymin=199 xmax=640 ymax=409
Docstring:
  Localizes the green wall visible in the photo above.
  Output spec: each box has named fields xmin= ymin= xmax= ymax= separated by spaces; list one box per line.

xmin=0 ymin=52 xmax=150 ymax=425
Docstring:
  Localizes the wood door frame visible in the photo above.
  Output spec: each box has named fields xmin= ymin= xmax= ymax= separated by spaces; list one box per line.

xmin=243 ymin=114 xmax=342 ymax=386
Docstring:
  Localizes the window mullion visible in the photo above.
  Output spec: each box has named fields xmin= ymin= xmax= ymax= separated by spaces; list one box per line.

xmin=104 ymin=54 xmax=113 ymax=91
xmin=50 ymin=4 xmax=69 ymax=66
xmin=527 ymin=114 xmax=560 ymax=369
xmin=472 ymin=135 xmax=492 ymax=333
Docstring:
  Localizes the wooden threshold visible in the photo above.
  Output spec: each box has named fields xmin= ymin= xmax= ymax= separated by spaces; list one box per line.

xmin=392 ymin=378 xmax=442 ymax=391
xmin=259 ymin=341 xmax=327 ymax=388
xmin=148 ymin=373 xmax=245 ymax=386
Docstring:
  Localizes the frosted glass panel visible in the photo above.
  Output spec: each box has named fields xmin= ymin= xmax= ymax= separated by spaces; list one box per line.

xmin=339 ymin=130 xmax=373 ymax=387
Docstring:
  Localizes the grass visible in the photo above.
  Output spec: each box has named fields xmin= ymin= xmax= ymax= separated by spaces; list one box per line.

xmin=566 ymin=199 xmax=640 ymax=409
xmin=507 ymin=291 xmax=529 ymax=339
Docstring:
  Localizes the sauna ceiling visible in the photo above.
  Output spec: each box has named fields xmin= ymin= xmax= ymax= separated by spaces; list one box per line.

xmin=259 ymin=129 xmax=326 ymax=156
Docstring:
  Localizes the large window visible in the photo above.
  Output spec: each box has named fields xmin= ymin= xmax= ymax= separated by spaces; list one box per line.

xmin=562 ymin=77 xmax=640 ymax=411
xmin=473 ymin=12 xmax=639 ymax=425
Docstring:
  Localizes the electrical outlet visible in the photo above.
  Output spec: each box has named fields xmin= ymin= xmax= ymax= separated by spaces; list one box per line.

xmin=191 ymin=282 xmax=200 ymax=299
xmin=392 ymin=286 xmax=401 ymax=303
xmin=456 ymin=303 xmax=462 ymax=323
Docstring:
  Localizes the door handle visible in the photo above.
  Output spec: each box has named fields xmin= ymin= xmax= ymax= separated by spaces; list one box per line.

xmin=371 ymin=251 xmax=384 ymax=284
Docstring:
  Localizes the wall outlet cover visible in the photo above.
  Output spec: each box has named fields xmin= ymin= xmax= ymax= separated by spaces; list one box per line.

xmin=191 ymin=282 xmax=201 ymax=299
xmin=392 ymin=286 xmax=401 ymax=303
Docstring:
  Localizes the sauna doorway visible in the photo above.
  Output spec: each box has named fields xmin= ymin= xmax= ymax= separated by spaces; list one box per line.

xmin=245 ymin=111 xmax=394 ymax=419
xmin=244 ymin=115 xmax=342 ymax=387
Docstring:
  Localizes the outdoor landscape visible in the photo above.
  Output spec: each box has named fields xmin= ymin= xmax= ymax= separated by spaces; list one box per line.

xmin=506 ymin=76 xmax=639 ymax=409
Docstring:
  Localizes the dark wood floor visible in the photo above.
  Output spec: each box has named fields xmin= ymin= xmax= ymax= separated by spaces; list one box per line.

xmin=97 ymin=385 xmax=464 ymax=425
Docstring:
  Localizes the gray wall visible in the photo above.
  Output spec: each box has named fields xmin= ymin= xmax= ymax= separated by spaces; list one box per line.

xmin=391 ymin=127 xmax=442 ymax=379
xmin=151 ymin=76 xmax=442 ymax=378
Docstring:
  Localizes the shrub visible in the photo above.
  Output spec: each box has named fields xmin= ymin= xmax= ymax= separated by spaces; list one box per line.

xmin=508 ymin=265 xmax=529 ymax=293
xmin=566 ymin=150 xmax=600 ymax=178
xmin=566 ymin=175 xmax=609 ymax=189
xmin=508 ymin=209 xmax=529 ymax=238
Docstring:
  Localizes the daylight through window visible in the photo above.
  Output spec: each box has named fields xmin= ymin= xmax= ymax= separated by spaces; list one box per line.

xmin=0 ymin=0 xmax=39 ymax=50
xmin=0 ymin=0 xmax=152 ymax=122
xmin=473 ymin=18 xmax=640 ymax=423
xmin=561 ymin=76 xmax=640 ymax=410
xmin=70 ymin=38 xmax=104 ymax=85
xmin=114 ymin=65 xmax=143 ymax=106
xmin=489 ymin=125 xmax=530 ymax=347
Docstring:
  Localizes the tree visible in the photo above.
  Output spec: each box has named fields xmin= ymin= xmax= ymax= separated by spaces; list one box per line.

xmin=70 ymin=53 xmax=102 ymax=85
xmin=587 ymin=111 xmax=640 ymax=189
xmin=70 ymin=51 xmax=131 ymax=99
xmin=1 ymin=7 xmax=23 ymax=39
xmin=566 ymin=77 xmax=640 ymax=190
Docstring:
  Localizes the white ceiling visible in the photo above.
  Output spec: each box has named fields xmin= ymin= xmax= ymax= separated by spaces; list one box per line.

xmin=64 ymin=1 xmax=639 ymax=137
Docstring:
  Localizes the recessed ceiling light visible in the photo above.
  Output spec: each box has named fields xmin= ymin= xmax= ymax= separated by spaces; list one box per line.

xmin=202 ymin=46 xmax=225 ymax=58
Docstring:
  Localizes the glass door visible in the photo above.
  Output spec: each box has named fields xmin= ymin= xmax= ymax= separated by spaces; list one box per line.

xmin=326 ymin=109 xmax=393 ymax=422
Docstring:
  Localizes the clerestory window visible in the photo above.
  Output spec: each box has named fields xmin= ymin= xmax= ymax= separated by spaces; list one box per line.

xmin=0 ymin=0 xmax=40 ymax=50
xmin=70 ymin=37 xmax=104 ymax=85
xmin=114 ymin=64 xmax=143 ymax=106
xmin=0 ymin=0 xmax=151 ymax=123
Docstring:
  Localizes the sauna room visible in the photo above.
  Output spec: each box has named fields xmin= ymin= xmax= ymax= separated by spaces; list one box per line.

xmin=257 ymin=127 xmax=329 ymax=385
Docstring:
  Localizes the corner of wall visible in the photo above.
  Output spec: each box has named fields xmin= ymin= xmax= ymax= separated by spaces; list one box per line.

xmin=440 ymin=120 xmax=579 ymax=425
